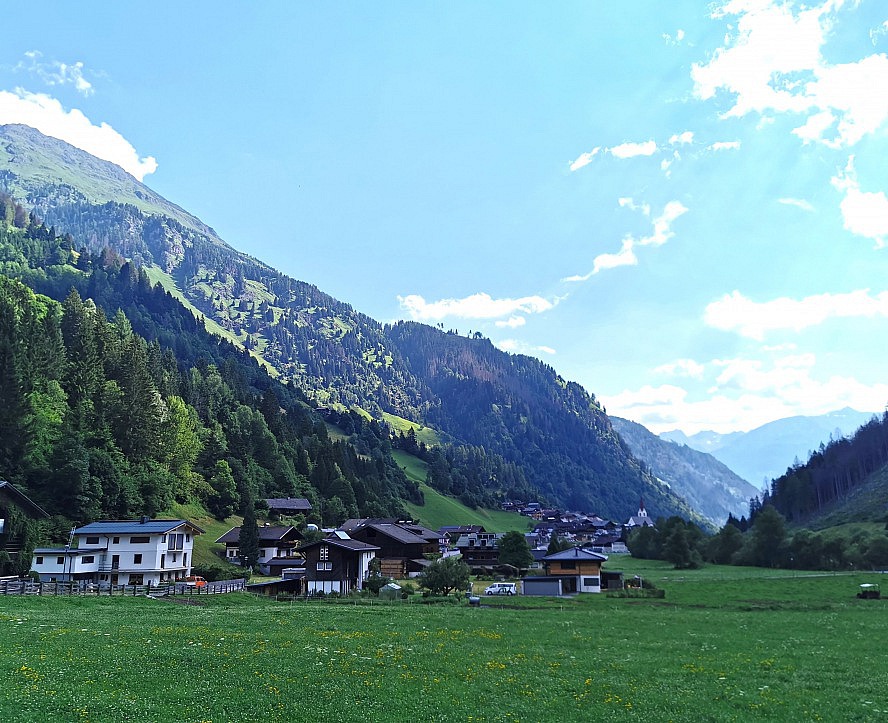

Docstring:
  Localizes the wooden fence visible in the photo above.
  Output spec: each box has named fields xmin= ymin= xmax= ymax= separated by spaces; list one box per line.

xmin=0 ymin=578 xmax=246 ymax=597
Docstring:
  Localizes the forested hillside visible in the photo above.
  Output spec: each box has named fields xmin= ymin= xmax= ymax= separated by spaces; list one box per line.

xmin=762 ymin=412 xmax=888 ymax=525
xmin=1 ymin=124 xmax=700 ymax=520
xmin=0 ymin=195 xmax=422 ymax=536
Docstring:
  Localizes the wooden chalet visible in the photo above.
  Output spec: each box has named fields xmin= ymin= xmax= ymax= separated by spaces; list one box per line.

xmin=298 ymin=532 xmax=378 ymax=595
xmin=542 ymin=546 xmax=608 ymax=593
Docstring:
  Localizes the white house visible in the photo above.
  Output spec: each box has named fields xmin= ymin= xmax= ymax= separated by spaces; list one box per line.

xmin=31 ymin=518 xmax=204 ymax=586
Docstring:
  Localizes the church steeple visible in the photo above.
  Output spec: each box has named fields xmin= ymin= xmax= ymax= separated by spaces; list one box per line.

xmin=637 ymin=498 xmax=647 ymax=518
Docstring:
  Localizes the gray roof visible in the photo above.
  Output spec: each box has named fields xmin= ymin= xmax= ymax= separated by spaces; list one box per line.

xmin=265 ymin=497 xmax=312 ymax=511
xmin=543 ymin=547 xmax=608 ymax=562
xmin=359 ymin=523 xmax=430 ymax=546
xmin=298 ymin=536 xmax=379 ymax=553
xmin=215 ymin=525 xmax=300 ymax=544
xmin=74 ymin=519 xmax=204 ymax=536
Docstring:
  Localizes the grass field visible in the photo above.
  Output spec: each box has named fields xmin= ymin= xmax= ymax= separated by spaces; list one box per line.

xmin=2 ymin=563 xmax=885 ymax=722
xmin=393 ymin=450 xmax=531 ymax=533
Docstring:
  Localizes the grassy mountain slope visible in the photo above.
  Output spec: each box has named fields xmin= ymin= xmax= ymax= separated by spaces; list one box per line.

xmin=611 ymin=416 xmax=760 ymax=525
xmin=0 ymin=124 xmax=701 ymax=521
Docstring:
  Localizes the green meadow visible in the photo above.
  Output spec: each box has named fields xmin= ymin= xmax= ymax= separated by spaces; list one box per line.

xmin=1 ymin=561 xmax=885 ymax=722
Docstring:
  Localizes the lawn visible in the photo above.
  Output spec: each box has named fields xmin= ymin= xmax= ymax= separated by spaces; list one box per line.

xmin=1 ymin=567 xmax=885 ymax=722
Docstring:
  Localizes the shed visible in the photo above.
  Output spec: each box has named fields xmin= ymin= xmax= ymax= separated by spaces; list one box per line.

xmin=521 ymin=576 xmax=565 ymax=597
xmin=379 ymin=582 xmax=403 ymax=601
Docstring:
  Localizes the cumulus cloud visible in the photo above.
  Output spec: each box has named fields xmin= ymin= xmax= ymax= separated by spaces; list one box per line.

xmin=16 ymin=50 xmax=94 ymax=96
xmin=495 ymin=316 xmax=526 ymax=329
xmin=831 ymin=156 xmax=888 ymax=247
xmin=609 ymin=140 xmax=658 ymax=159
xmin=0 ymin=89 xmax=158 ymax=180
xmin=397 ymin=292 xmax=556 ymax=322
xmin=602 ymin=362 xmax=888 ymax=435
xmin=563 ymin=200 xmax=688 ymax=282
xmin=654 ymin=358 xmax=706 ymax=379
xmin=704 ymin=288 xmax=888 ymax=340
xmin=669 ymin=131 xmax=694 ymax=145
xmin=692 ymin=0 xmax=888 ymax=148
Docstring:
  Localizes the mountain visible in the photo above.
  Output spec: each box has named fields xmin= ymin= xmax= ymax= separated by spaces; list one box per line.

xmin=611 ymin=417 xmax=760 ymax=525
xmin=660 ymin=408 xmax=876 ymax=487
xmin=0 ymin=124 xmax=701 ymax=522
xmin=764 ymin=412 xmax=888 ymax=527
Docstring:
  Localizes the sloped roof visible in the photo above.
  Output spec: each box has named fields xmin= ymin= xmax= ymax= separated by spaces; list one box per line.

xmin=74 ymin=519 xmax=204 ymax=535
xmin=543 ymin=547 xmax=608 ymax=562
xmin=265 ymin=497 xmax=312 ymax=511
xmin=360 ymin=523 xmax=430 ymax=546
xmin=298 ymin=536 xmax=379 ymax=553
xmin=215 ymin=525 xmax=300 ymax=544
xmin=0 ymin=480 xmax=49 ymax=519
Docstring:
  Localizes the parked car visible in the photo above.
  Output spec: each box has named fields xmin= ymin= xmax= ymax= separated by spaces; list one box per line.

xmin=485 ymin=582 xmax=516 ymax=595
xmin=181 ymin=576 xmax=207 ymax=588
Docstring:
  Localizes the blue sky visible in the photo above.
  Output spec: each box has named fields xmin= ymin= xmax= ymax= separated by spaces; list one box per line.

xmin=2 ymin=1 xmax=887 ymax=435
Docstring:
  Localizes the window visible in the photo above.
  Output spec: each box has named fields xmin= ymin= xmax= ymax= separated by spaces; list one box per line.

xmin=160 ymin=554 xmax=165 ymax=569
xmin=561 ymin=561 xmax=576 ymax=570
xmin=113 ymin=537 xmax=120 ymax=544
xmin=183 ymin=553 xmax=187 ymax=567
xmin=168 ymin=533 xmax=184 ymax=550
xmin=133 ymin=554 xmax=143 ymax=565
xmin=316 ymin=562 xmax=332 ymax=571
xmin=35 ymin=556 xmax=44 ymax=565
xmin=82 ymin=555 xmax=95 ymax=564
xmin=319 ymin=546 xmax=329 ymax=561
xmin=57 ymin=556 xmax=64 ymax=564
xmin=85 ymin=536 xmax=99 ymax=545
xmin=130 ymin=536 xmax=150 ymax=544
xmin=583 ymin=577 xmax=600 ymax=587
xmin=228 ymin=549 xmax=237 ymax=557
xmin=129 ymin=574 xmax=144 ymax=585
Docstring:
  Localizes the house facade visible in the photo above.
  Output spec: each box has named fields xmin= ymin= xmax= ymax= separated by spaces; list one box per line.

xmin=0 ymin=481 xmax=49 ymax=576
xmin=215 ymin=525 xmax=303 ymax=575
xmin=346 ymin=520 xmax=438 ymax=578
xmin=31 ymin=518 xmax=203 ymax=586
xmin=265 ymin=497 xmax=313 ymax=519
xmin=454 ymin=532 xmax=503 ymax=572
xmin=298 ymin=533 xmax=378 ymax=595
xmin=542 ymin=547 xmax=608 ymax=593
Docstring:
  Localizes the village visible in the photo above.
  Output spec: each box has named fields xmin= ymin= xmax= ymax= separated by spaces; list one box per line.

xmin=3 ymin=481 xmax=656 ymax=599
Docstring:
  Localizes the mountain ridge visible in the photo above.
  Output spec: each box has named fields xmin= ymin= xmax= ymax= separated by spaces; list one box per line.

xmin=0 ymin=123 xmax=702 ymax=523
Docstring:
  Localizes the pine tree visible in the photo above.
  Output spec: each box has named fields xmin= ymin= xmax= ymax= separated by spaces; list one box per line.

xmin=238 ymin=502 xmax=261 ymax=572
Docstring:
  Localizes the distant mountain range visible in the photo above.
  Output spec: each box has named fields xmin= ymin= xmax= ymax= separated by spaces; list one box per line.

xmin=660 ymin=408 xmax=877 ymax=487
xmin=611 ymin=417 xmax=760 ymax=525
xmin=0 ymin=123 xmax=701 ymax=523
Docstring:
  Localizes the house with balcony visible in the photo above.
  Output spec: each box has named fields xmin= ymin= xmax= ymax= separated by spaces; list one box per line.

xmin=453 ymin=531 xmax=504 ymax=573
xmin=31 ymin=518 xmax=204 ymax=586
xmin=344 ymin=520 xmax=438 ymax=578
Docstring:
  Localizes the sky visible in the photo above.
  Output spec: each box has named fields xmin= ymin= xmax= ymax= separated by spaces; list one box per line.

xmin=1 ymin=1 xmax=888 ymax=435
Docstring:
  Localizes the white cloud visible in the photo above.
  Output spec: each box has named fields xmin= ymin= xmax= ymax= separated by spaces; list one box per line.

xmin=663 ymin=29 xmax=687 ymax=46
xmin=602 ymin=364 xmax=888 ymax=435
xmin=707 ymin=140 xmax=741 ymax=151
xmin=17 ymin=50 xmax=94 ymax=96
xmin=669 ymin=131 xmax=694 ymax=145
xmin=654 ymin=358 xmax=706 ymax=379
xmin=777 ymin=197 xmax=815 ymax=211
xmin=705 ymin=288 xmax=888 ymax=340
xmin=0 ymin=89 xmax=157 ymax=180
xmin=563 ymin=200 xmax=688 ymax=281
xmin=831 ymin=156 xmax=888 ymax=247
xmin=495 ymin=316 xmax=526 ymax=329
xmin=495 ymin=339 xmax=556 ymax=356
xmin=568 ymin=147 xmax=600 ymax=171
xmin=609 ymin=140 xmax=658 ymax=158
xmin=397 ymin=292 xmax=555 ymax=322
xmin=693 ymin=1 xmax=888 ymax=148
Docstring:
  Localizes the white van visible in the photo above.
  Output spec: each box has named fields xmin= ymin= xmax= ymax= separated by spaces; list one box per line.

xmin=484 ymin=582 xmax=517 ymax=596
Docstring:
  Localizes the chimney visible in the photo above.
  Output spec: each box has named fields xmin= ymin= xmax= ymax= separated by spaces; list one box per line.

xmin=140 ymin=515 xmax=149 ymax=524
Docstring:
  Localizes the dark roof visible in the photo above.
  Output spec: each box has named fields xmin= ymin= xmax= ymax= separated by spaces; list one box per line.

xmin=265 ymin=497 xmax=312 ymax=511
xmin=33 ymin=547 xmax=99 ymax=555
xmin=543 ymin=547 xmax=608 ymax=562
xmin=215 ymin=525 xmax=300 ymax=544
xmin=75 ymin=519 xmax=204 ymax=535
xmin=0 ymin=481 xmax=49 ymax=519
xmin=357 ymin=523 xmax=429 ymax=545
xmin=298 ymin=536 xmax=379 ymax=553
